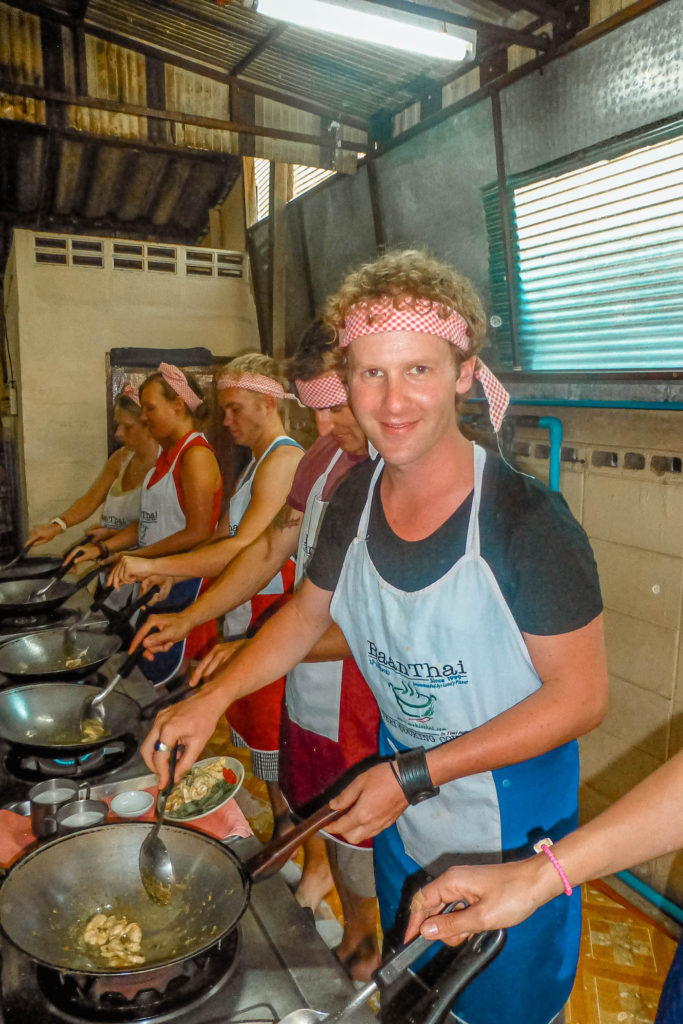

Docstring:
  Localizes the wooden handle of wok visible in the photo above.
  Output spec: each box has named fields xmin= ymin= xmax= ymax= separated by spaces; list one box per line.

xmin=246 ymin=803 xmax=344 ymax=882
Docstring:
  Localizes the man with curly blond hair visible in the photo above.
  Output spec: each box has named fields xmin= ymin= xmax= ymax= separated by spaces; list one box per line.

xmin=143 ymin=251 xmax=607 ymax=1024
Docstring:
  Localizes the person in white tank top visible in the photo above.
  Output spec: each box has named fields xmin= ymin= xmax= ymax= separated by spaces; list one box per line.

xmin=28 ymin=387 xmax=158 ymax=560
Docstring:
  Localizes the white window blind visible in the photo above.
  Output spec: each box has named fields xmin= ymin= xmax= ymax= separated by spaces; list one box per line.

xmin=253 ymin=159 xmax=336 ymax=222
xmin=510 ymin=131 xmax=683 ymax=371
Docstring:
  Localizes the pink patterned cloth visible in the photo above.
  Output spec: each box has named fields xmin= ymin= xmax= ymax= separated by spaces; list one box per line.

xmin=339 ymin=298 xmax=510 ymax=432
xmin=217 ymin=371 xmax=297 ymax=402
xmin=295 ymin=373 xmax=348 ymax=409
xmin=157 ymin=362 xmax=202 ymax=412
xmin=121 ymin=383 xmax=140 ymax=406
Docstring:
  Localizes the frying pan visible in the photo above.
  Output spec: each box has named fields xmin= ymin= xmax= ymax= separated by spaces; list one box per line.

xmin=0 ymin=807 xmax=342 ymax=978
xmin=0 ymin=535 xmax=92 ymax=583
xmin=0 ymin=564 xmax=102 ymax=619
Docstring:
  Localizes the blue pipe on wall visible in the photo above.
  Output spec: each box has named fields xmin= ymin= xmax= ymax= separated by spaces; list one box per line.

xmin=508 ymin=398 xmax=683 ymax=411
xmin=616 ymin=870 xmax=683 ymax=927
xmin=538 ymin=416 xmax=562 ymax=493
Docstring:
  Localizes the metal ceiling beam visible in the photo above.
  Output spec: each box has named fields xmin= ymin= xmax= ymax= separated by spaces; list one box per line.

xmin=482 ymin=0 xmax=558 ymax=21
xmin=229 ymin=24 xmax=288 ymax=75
xmin=0 ymin=79 xmax=367 ymax=153
xmin=365 ymin=0 xmax=551 ymax=49
xmin=4 ymin=1 xmax=369 ymax=131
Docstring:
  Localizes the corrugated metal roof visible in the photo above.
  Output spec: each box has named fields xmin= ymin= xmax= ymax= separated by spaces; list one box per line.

xmin=30 ymin=0 xmax=559 ymax=124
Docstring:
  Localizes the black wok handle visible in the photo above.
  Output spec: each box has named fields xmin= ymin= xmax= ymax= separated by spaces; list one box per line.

xmin=72 ymin=565 xmax=104 ymax=592
xmin=405 ymin=929 xmax=506 ymax=1024
xmin=62 ymin=535 xmax=90 ymax=560
xmin=122 ymin=584 xmax=161 ymax=620
xmin=115 ymin=641 xmax=149 ymax=679
xmin=246 ymin=802 xmax=345 ymax=883
xmin=89 ymin=582 xmax=115 ymax=611
xmin=53 ymin=551 xmax=82 ymax=581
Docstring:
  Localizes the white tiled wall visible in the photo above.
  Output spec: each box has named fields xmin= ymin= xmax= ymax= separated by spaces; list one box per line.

xmin=512 ymin=406 xmax=683 ymax=902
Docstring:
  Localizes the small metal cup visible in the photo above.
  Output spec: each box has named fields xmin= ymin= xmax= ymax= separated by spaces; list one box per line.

xmin=29 ymin=779 xmax=80 ymax=839
xmin=56 ymin=799 xmax=108 ymax=834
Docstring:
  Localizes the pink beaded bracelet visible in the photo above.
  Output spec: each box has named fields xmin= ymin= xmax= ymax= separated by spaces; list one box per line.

xmin=533 ymin=837 xmax=573 ymax=896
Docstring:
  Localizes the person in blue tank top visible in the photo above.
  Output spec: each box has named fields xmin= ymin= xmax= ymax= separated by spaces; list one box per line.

xmin=140 ymin=251 xmax=609 ymax=1024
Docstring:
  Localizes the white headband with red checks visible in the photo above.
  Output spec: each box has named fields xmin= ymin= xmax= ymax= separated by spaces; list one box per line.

xmin=217 ymin=371 xmax=299 ymax=402
xmin=339 ymin=298 xmax=510 ymax=432
xmin=157 ymin=363 xmax=202 ymax=412
xmin=295 ymin=374 xmax=348 ymax=409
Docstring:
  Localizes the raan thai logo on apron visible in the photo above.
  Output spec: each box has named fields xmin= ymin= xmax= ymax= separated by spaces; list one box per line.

xmin=366 ymin=640 xmax=468 ymax=721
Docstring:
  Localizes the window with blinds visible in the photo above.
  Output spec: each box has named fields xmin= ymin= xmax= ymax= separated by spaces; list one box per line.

xmin=252 ymin=158 xmax=336 ymax=222
xmin=485 ymin=120 xmax=683 ymax=372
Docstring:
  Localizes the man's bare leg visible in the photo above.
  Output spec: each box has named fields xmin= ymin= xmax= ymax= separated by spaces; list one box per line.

xmin=327 ymin=840 xmax=381 ymax=983
xmin=295 ymin=833 xmax=335 ymax=911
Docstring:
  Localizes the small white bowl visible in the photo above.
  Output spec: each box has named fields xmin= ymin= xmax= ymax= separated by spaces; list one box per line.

xmin=111 ymin=790 xmax=154 ymax=818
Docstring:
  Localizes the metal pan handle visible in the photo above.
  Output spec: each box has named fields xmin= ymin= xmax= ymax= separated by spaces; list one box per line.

xmin=245 ymin=803 xmax=345 ymax=882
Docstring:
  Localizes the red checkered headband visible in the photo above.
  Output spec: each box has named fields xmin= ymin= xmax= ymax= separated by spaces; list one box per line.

xmin=339 ymin=299 xmax=510 ymax=432
xmin=295 ymin=374 xmax=348 ymax=409
xmin=217 ymin=371 xmax=298 ymax=402
xmin=121 ymin=383 xmax=140 ymax=406
xmin=156 ymin=363 xmax=202 ymax=413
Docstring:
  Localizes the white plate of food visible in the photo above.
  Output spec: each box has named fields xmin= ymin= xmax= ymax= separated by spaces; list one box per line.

xmin=163 ymin=755 xmax=244 ymax=822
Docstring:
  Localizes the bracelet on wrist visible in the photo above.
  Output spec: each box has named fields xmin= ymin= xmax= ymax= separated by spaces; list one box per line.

xmin=533 ymin=837 xmax=573 ymax=896
xmin=50 ymin=517 xmax=68 ymax=532
xmin=390 ymin=747 xmax=440 ymax=805
xmin=97 ymin=542 xmax=110 ymax=560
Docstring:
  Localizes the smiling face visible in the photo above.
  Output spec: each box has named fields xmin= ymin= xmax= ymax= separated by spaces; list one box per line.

xmin=313 ymin=404 xmax=367 ymax=455
xmin=347 ymin=332 xmax=474 ymax=470
xmin=218 ymin=387 xmax=269 ymax=450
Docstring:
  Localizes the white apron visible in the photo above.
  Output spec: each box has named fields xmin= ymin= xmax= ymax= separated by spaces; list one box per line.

xmin=138 ymin=432 xmax=205 ymax=546
xmin=285 ymin=447 xmax=344 ymax=741
xmin=136 ymin=432 xmax=206 ymax=684
xmin=100 ymin=452 xmax=142 ymax=532
xmin=330 ymin=442 xmax=543 ymax=869
xmin=224 ymin=435 xmax=300 ymax=638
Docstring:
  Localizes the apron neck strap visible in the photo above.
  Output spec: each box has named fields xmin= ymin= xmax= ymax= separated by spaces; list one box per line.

xmin=357 ymin=457 xmax=384 ymax=540
xmin=465 ymin=443 xmax=486 ymax=556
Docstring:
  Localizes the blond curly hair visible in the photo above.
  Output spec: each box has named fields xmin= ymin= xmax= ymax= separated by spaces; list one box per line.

xmin=324 ymin=249 xmax=486 ymax=360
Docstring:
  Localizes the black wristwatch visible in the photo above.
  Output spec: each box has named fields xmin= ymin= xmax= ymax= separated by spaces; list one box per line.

xmin=390 ymin=747 xmax=440 ymax=805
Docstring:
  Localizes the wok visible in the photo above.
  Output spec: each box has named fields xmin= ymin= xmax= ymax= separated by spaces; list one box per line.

xmin=0 ymin=807 xmax=342 ymax=977
xmin=0 ymin=627 xmax=121 ymax=680
xmin=0 ymin=657 xmax=198 ymax=755
xmin=0 ymin=564 xmax=101 ymax=619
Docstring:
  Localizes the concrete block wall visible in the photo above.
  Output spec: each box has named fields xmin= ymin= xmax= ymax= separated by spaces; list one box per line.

xmin=509 ymin=406 xmax=683 ymax=902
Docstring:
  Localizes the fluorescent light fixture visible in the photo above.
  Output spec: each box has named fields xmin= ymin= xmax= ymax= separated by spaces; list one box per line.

xmin=254 ymin=0 xmax=474 ymax=62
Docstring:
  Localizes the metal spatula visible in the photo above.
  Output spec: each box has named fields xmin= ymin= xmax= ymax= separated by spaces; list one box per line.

xmin=77 ymin=646 xmax=145 ymax=735
xmin=139 ymin=743 xmax=179 ymax=904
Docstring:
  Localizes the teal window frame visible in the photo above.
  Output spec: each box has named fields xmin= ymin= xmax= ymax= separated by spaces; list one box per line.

xmin=484 ymin=114 xmax=683 ymax=374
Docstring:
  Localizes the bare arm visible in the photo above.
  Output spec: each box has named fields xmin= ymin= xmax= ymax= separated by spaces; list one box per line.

xmin=405 ymin=747 xmax=683 ymax=946
xmin=110 ymin=445 xmax=303 ymax=584
xmin=141 ymin=579 xmax=334 ymax=786
xmin=28 ymin=449 xmax=123 ymax=546
xmin=132 ymin=502 xmax=303 ymax=653
xmin=328 ymin=614 xmax=609 ymax=844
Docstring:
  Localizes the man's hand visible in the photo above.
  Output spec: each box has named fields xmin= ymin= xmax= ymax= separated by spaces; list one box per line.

xmin=188 ymin=640 xmax=247 ymax=687
xmin=404 ymin=859 xmax=546 ymax=947
xmin=130 ymin=610 xmax=193 ymax=659
xmin=108 ymin=555 xmax=156 ymax=590
xmin=327 ymin=762 xmax=408 ymax=845
xmin=140 ymin=687 xmax=227 ymax=789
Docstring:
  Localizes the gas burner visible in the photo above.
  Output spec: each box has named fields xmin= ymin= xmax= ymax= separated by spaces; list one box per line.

xmin=0 ymin=605 xmax=80 ymax=639
xmin=36 ymin=930 xmax=241 ymax=1023
xmin=5 ymin=734 xmax=138 ymax=783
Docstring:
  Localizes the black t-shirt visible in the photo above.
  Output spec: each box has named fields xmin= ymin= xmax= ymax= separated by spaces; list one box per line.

xmin=307 ymin=451 xmax=602 ymax=636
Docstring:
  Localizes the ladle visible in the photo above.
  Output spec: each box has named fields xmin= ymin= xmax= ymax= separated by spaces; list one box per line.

xmin=77 ymin=645 xmax=145 ymax=734
xmin=139 ymin=743 xmax=179 ymax=904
